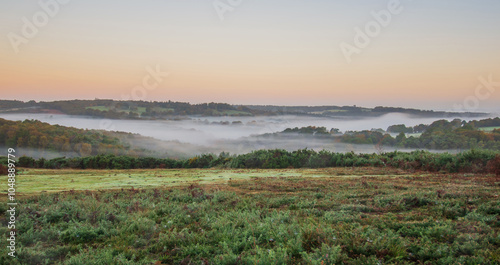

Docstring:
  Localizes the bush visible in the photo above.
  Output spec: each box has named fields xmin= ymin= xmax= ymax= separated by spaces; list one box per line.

xmin=13 ymin=149 xmax=500 ymax=173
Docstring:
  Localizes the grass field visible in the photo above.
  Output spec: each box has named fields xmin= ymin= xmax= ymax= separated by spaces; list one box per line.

xmin=151 ymin=107 xmax=174 ymax=114
xmin=0 ymin=168 xmax=499 ymax=264
xmin=85 ymin=106 xmax=152 ymax=116
xmin=215 ymin=110 xmax=253 ymax=116
xmin=479 ymin=126 xmax=500 ymax=132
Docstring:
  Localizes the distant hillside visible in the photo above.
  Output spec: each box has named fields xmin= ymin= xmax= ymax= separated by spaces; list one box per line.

xmin=242 ymin=105 xmax=488 ymax=118
xmin=0 ymin=118 xmax=207 ymax=159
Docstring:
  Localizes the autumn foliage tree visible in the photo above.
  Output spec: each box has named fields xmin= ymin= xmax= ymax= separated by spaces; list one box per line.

xmin=0 ymin=118 xmax=135 ymax=157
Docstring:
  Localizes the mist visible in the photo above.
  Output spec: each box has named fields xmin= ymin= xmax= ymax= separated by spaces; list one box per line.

xmin=0 ymin=113 xmax=483 ymax=158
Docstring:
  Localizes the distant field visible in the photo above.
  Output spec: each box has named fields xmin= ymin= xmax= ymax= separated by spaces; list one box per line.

xmin=479 ymin=126 xmax=500 ymax=132
xmin=216 ymin=110 xmax=253 ymax=116
xmin=0 ymin=168 xmax=499 ymax=264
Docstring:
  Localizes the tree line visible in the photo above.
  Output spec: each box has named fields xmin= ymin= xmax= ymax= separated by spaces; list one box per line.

xmin=5 ymin=149 xmax=499 ymax=175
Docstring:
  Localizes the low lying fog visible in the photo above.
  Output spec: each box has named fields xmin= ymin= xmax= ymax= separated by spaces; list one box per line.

xmin=0 ymin=113 xmax=483 ymax=157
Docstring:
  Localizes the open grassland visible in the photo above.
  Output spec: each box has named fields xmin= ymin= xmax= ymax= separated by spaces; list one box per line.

xmin=0 ymin=167 xmax=409 ymax=196
xmin=0 ymin=168 xmax=499 ymax=264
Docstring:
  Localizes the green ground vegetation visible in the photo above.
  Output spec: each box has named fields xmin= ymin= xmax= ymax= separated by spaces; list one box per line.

xmin=0 ymin=118 xmax=148 ymax=157
xmin=341 ymin=119 xmax=500 ymax=150
xmin=85 ymin=106 xmax=110 ymax=112
xmin=0 ymin=168 xmax=499 ymax=264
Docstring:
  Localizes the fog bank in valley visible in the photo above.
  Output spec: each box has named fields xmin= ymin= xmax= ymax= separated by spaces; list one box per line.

xmin=0 ymin=113 xmax=480 ymax=158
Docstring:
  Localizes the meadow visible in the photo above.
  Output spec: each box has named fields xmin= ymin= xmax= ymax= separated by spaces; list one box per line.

xmin=479 ymin=127 xmax=500 ymax=132
xmin=0 ymin=167 xmax=499 ymax=264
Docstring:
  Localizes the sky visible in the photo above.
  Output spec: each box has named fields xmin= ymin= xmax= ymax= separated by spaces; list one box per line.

xmin=1 ymin=0 xmax=499 ymax=112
